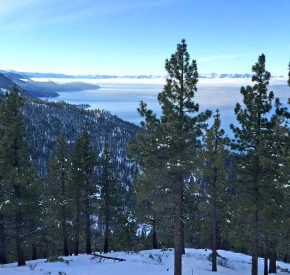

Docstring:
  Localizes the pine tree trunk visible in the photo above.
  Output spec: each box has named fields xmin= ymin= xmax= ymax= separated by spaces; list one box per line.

xmin=269 ymin=249 xmax=277 ymax=273
xmin=252 ymin=156 xmax=260 ymax=275
xmin=61 ymin=175 xmax=69 ymax=256
xmin=15 ymin=183 xmax=25 ymax=266
xmin=251 ymin=216 xmax=258 ymax=275
xmin=15 ymin=210 xmax=25 ymax=266
xmin=212 ymin=235 xmax=218 ymax=272
xmin=104 ymin=211 xmax=109 ymax=253
xmin=103 ymin=183 xmax=110 ymax=254
xmin=181 ymin=219 xmax=185 ymax=255
xmin=61 ymin=212 xmax=69 ymax=256
xmin=31 ymin=244 xmax=37 ymax=260
xmin=41 ymin=234 xmax=49 ymax=259
xmin=211 ymin=167 xmax=218 ymax=272
xmin=264 ymin=236 xmax=269 ymax=275
xmin=152 ymin=219 xmax=157 ymax=249
xmin=251 ymin=200 xmax=259 ymax=275
xmin=0 ymin=214 xmax=7 ymax=264
xmin=264 ymin=254 xmax=268 ymax=275
xmin=74 ymin=197 xmax=80 ymax=256
xmin=217 ymin=223 xmax=222 ymax=250
xmin=85 ymin=195 xmax=91 ymax=254
xmin=104 ymin=230 xmax=109 ymax=253
xmin=174 ymin=174 xmax=183 ymax=275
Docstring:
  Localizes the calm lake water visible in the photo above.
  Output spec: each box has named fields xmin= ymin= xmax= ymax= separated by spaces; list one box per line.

xmin=39 ymin=78 xmax=289 ymax=133
xmin=50 ymin=83 xmax=162 ymax=124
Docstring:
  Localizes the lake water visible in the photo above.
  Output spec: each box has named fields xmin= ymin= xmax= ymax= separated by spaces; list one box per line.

xmin=38 ymin=77 xmax=289 ymax=133
xmin=48 ymin=83 xmax=162 ymax=124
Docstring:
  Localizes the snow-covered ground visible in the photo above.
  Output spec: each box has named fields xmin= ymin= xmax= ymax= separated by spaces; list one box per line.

xmin=1 ymin=249 xmax=290 ymax=275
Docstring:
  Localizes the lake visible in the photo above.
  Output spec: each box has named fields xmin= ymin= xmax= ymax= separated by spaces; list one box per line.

xmin=36 ymin=77 xmax=289 ymax=133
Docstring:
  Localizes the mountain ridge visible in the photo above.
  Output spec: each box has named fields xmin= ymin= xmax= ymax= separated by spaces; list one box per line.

xmin=1 ymin=69 xmax=286 ymax=80
xmin=0 ymin=72 xmax=100 ymax=98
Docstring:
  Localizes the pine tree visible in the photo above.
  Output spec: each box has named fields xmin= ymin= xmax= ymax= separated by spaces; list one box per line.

xmin=129 ymin=133 xmax=175 ymax=250
xmin=132 ymin=39 xmax=211 ymax=275
xmin=268 ymin=94 xmax=290 ymax=272
xmin=47 ymin=134 xmax=71 ymax=256
xmin=260 ymin=112 xmax=288 ymax=275
xmin=198 ymin=110 xmax=229 ymax=272
xmin=0 ymin=86 xmax=39 ymax=266
xmin=99 ymin=143 xmax=121 ymax=253
xmin=80 ymin=128 xmax=96 ymax=255
xmin=70 ymin=144 xmax=82 ymax=256
xmin=0 ymin=94 xmax=8 ymax=265
xmin=133 ymin=169 xmax=173 ymax=250
xmin=70 ymin=127 xmax=96 ymax=255
xmin=230 ymin=54 xmax=277 ymax=275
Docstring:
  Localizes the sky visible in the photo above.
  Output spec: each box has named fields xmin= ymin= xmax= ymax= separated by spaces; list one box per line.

xmin=0 ymin=0 xmax=289 ymax=76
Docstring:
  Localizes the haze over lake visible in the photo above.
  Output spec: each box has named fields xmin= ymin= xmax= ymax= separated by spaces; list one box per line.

xmin=37 ymin=77 xmax=289 ymax=132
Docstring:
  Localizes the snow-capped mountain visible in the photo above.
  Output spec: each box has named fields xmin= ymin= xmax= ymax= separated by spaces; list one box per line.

xmin=1 ymin=70 xmax=283 ymax=80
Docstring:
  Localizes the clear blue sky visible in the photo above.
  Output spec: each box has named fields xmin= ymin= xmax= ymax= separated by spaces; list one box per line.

xmin=0 ymin=0 xmax=289 ymax=75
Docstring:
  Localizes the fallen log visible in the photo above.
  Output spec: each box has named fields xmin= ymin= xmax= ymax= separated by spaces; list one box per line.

xmin=91 ymin=253 xmax=126 ymax=262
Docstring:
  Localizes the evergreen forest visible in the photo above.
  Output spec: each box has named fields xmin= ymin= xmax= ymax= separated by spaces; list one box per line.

xmin=0 ymin=40 xmax=289 ymax=275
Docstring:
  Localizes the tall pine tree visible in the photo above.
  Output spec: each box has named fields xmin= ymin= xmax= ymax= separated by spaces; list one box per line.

xmin=0 ymin=93 xmax=8 ymax=264
xmin=133 ymin=40 xmax=211 ymax=275
xmin=198 ymin=110 xmax=229 ymax=272
xmin=129 ymin=126 xmax=175 ymax=250
xmin=230 ymin=54 xmax=276 ymax=275
xmin=70 ymin=127 xmax=96 ymax=255
xmin=0 ymin=86 xmax=39 ymax=266
xmin=47 ymin=134 xmax=71 ymax=256
xmin=99 ymin=143 xmax=121 ymax=253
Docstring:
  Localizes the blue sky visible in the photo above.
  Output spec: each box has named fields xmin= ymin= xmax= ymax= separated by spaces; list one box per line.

xmin=0 ymin=0 xmax=289 ymax=75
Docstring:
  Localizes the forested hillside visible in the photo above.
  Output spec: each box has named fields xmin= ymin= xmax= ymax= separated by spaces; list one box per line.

xmin=21 ymin=98 xmax=139 ymax=188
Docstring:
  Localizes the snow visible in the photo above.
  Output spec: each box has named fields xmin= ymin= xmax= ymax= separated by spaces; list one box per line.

xmin=137 ymin=223 xmax=152 ymax=236
xmin=0 ymin=88 xmax=8 ymax=94
xmin=1 ymin=249 xmax=290 ymax=275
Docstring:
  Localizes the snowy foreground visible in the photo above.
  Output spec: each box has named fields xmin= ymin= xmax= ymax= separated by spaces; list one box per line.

xmin=1 ymin=249 xmax=290 ymax=275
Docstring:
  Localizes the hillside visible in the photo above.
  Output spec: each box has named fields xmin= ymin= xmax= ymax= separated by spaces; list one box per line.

xmin=0 ymin=73 xmax=16 ymax=91
xmin=0 ymin=72 xmax=100 ymax=98
xmin=0 ymin=249 xmax=289 ymax=275
xmin=21 ymin=98 xmax=140 ymax=194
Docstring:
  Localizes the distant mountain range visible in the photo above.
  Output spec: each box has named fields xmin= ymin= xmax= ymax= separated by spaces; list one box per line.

xmin=1 ymin=69 xmax=285 ymax=80
xmin=1 ymin=70 xmax=286 ymax=99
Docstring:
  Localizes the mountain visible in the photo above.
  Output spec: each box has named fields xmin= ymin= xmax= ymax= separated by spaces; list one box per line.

xmin=14 ymin=78 xmax=100 ymax=97
xmin=0 ymin=70 xmax=256 ymax=80
xmin=0 ymin=70 xmax=164 ymax=79
xmin=0 ymin=73 xmax=33 ymax=97
xmin=1 ymin=69 xmax=287 ymax=80
xmin=0 ymin=72 xmax=100 ymax=98
xmin=0 ymin=73 xmax=16 ymax=91
xmin=2 ymin=69 xmax=287 ymax=80
xmin=199 ymin=73 xmax=253 ymax=78
xmin=0 ymin=70 xmax=74 ymax=79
